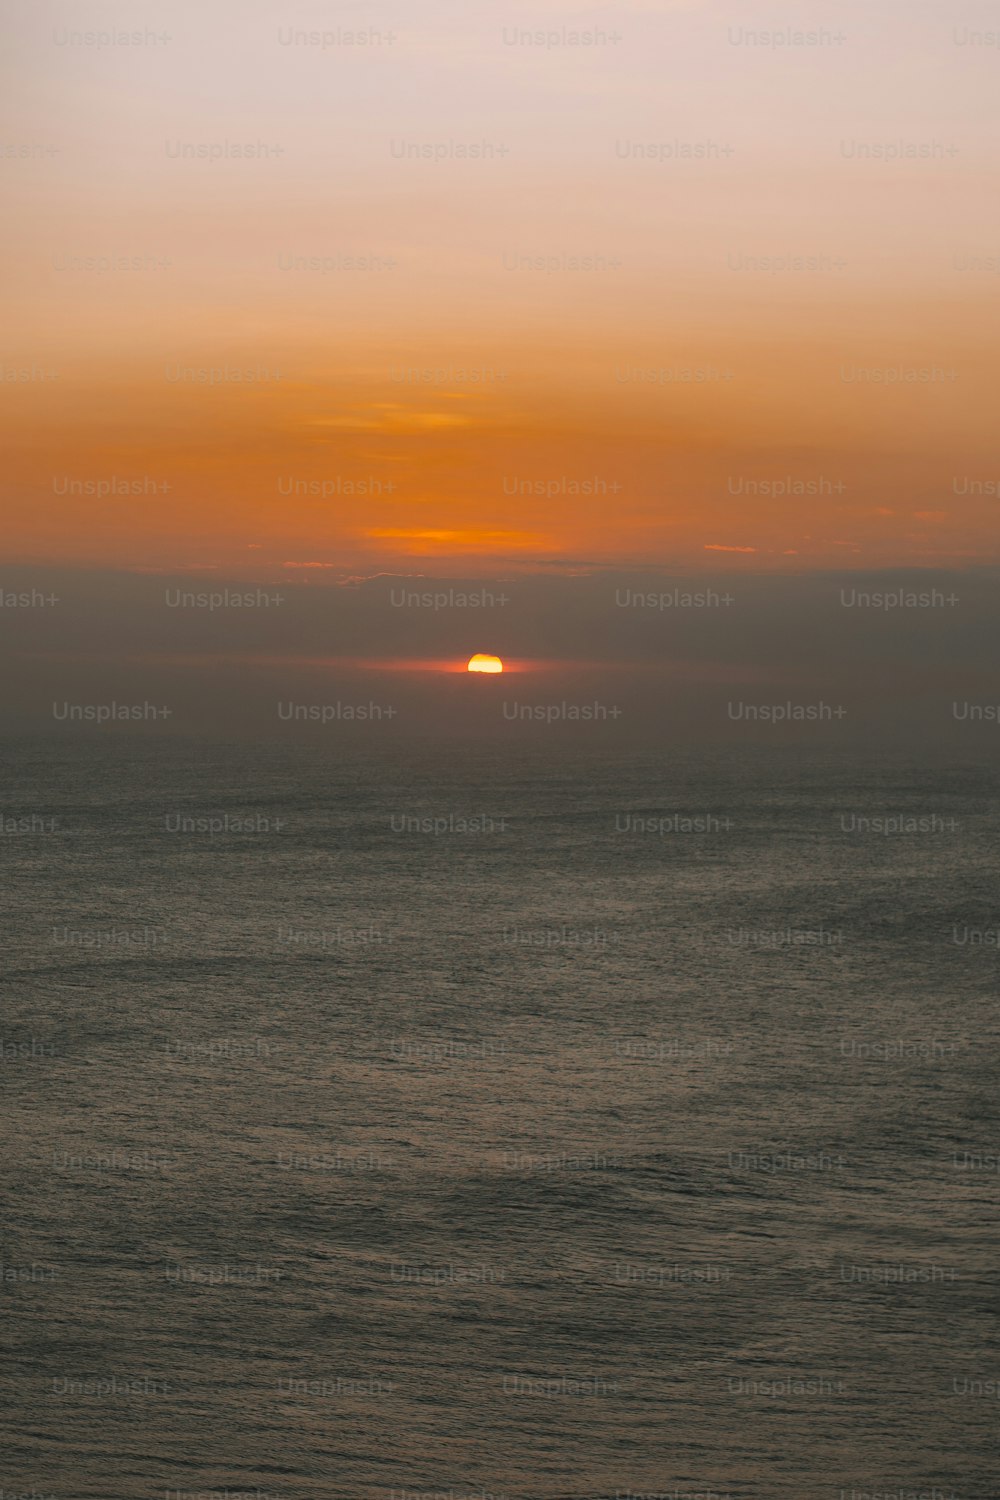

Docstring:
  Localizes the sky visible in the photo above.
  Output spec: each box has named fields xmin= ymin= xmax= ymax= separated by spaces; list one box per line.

xmin=2 ymin=0 xmax=999 ymax=738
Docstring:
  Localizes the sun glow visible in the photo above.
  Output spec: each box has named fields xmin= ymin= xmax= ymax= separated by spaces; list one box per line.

xmin=467 ymin=654 xmax=504 ymax=673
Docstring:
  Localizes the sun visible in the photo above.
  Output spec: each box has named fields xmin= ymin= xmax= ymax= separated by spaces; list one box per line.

xmin=467 ymin=654 xmax=503 ymax=673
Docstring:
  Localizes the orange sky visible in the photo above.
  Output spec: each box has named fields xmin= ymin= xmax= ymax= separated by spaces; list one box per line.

xmin=3 ymin=0 xmax=999 ymax=577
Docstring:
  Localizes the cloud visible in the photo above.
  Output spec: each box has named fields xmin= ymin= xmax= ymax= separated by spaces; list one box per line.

xmin=310 ymin=405 xmax=474 ymax=434
xmin=367 ymin=528 xmax=550 ymax=553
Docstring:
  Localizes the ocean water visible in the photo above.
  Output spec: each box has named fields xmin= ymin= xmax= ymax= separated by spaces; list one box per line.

xmin=2 ymin=739 xmax=997 ymax=1500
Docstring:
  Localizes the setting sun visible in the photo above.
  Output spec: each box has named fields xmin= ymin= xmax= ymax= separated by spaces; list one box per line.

xmin=467 ymin=654 xmax=504 ymax=674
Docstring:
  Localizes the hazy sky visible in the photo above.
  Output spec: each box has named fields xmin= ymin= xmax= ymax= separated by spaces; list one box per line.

xmin=4 ymin=0 xmax=1000 ymax=576
xmin=2 ymin=1 xmax=999 ymax=738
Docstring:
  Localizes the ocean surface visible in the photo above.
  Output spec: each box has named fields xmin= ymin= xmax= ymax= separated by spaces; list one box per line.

xmin=2 ymin=739 xmax=997 ymax=1500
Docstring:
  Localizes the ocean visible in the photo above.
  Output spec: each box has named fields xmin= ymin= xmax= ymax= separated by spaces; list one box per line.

xmin=2 ymin=739 xmax=997 ymax=1500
